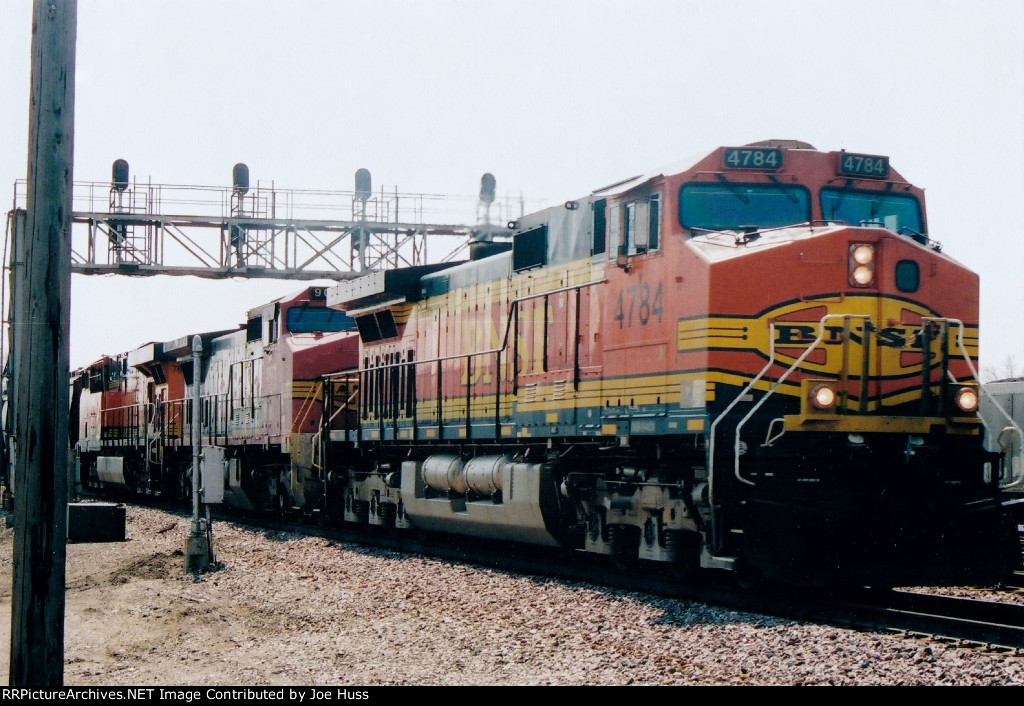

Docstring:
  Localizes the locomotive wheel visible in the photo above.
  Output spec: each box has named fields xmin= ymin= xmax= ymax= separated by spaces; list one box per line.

xmin=666 ymin=530 xmax=702 ymax=582
xmin=610 ymin=525 xmax=641 ymax=572
xmin=734 ymin=558 xmax=763 ymax=590
xmin=274 ymin=485 xmax=296 ymax=518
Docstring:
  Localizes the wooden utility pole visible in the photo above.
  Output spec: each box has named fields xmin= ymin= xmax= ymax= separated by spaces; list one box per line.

xmin=9 ymin=0 xmax=77 ymax=687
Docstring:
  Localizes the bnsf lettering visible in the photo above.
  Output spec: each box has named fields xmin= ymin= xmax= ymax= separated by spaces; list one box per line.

xmin=775 ymin=324 xmax=816 ymax=345
xmin=876 ymin=327 xmax=909 ymax=348
xmin=776 ymin=323 xmax=922 ymax=349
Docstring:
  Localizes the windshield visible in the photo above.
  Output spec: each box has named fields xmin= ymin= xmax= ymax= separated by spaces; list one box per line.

xmin=678 ymin=182 xmax=811 ymax=232
xmin=285 ymin=306 xmax=356 ymax=334
xmin=820 ymin=188 xmax=923 ymax=234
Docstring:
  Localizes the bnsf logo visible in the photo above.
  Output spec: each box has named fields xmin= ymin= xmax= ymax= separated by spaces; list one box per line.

xmin=774 ymin=321 xmax=926 ymax=349
xmin=677 ymin=295 xmax=977 ymax=377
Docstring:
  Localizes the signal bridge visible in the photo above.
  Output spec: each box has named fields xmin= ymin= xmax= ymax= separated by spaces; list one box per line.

xmin=5 ymin=164 xmax=525 ymax=281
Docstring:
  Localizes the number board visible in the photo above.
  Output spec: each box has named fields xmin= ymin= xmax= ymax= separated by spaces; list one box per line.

xmin=723 ymin=147 xmax=783 ymax=171
xmin=838 ymin=152 xmax=889 ymax=178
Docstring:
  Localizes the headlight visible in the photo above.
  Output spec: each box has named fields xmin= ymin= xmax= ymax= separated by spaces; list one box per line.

xmin=851 ymin=244 xmax=874 ymax=265
xmin=954 ymin=386 xmax=979 ymax=413
xmin=849 ymin=243 xmax=875 ymax=287
xmin=809 ymin=383 xmax=837 ymax=410
xmin=851 ymin=265 xmax=874 ymax=285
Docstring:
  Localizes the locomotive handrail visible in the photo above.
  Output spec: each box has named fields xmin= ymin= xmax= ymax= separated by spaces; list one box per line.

xmin=98 ymin=401 xmax=151 ymax=445
xmin=764 ymin=417 xmax=787 ymax=446
xmin=321 ymin=278 xmax=606 ymax=433
xmin=312 ymin=381 xmax=359 ymax=471
xmin=155 ymin=394 xmax=230 ymax=443
xmin=293 ymin=381 xmax=324 ymax=434
xmin=322 ymin=279 xmax=606 ymax=378
xmin=718 ymin=316 xmax=1022 ymax=492
xmin=944 ymin=318 xmax=1024 ymax=489
xmin=731 ymin=314 xmax=870 ymax=489
xmin=707 ymin=313 xmax=864 ymax=557
xmin=706 ymin=323 xmax=777 ymax=556
xmin=707 ymin=324 xmax=777 ymax=490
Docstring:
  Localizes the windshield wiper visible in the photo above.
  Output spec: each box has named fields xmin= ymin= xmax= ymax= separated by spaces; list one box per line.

xmin=822 ymin=180 xmax=854 ymax=220
xmin=715 ymin=174 xmax=749 ymax=204
xmin=897 ymin=225 xmax=930 ymax=246
xmin=768 ymin=175 xmax=800 ymax=204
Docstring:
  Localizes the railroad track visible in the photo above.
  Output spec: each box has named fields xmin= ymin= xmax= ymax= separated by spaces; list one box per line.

xmin=796 ymin=588 xmax=1024 ymax=653
xmin=988 ymin=571 xmax=1024 ymax=592
xmin=224 ymin=508 xmax=1024 ymax=653
xmin=81 ymin=495 xmax=1024 ymax=654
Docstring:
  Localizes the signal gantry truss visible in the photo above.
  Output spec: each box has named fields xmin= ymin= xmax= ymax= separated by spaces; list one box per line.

xmin=6 ymin=176 xmax=523 ymax=281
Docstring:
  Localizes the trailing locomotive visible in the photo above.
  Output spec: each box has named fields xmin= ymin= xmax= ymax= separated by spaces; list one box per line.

xmin=65 ymin=140 xmax=1021 ymax=587
xmin=73 ymin=286 xmax=358 ymax=513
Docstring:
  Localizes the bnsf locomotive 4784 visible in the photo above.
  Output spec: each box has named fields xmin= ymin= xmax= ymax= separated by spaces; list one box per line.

xmin=68 ymin=141 xmax=1021 ymax=586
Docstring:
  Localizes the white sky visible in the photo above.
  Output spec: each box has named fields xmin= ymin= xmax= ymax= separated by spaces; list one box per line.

xmin=1 ymin=0 xmax=1022 ymax=377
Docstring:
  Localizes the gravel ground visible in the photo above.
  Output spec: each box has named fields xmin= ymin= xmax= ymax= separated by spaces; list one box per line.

xmin=1 ymin=503 xmax=1023 ymax=686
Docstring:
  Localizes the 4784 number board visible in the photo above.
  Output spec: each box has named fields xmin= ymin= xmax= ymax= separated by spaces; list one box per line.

xmin=723 ymin=147 xmax=782 ymax=170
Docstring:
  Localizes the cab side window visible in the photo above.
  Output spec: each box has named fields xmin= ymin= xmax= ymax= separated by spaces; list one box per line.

xmin=609 ymin=205 xmax=621 ymax=259
xmin=621 ymin=193 xmax=661 ymax=256
xmin=592 ymin=199 xmax=607 ymax=256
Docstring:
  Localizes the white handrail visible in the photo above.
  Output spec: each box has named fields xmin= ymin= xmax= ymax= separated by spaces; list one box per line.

xmin=705 ymin=323 xmax=776 ymax=555
xmin=945 ymin=318 xmax=1024 ymax=489
xmin=708 ymin=324 xmax=777 ymax=490
xmin=731 ymin=314 xmax=868 ymax=485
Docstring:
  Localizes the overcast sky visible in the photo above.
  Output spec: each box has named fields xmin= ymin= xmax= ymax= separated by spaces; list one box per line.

xmin=1 ymin=0 xmax=1022 ymax=378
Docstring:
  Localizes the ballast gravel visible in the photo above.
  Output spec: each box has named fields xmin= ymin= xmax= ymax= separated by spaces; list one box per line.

xmin=1 ymin=504 xmax=1023 ymax=686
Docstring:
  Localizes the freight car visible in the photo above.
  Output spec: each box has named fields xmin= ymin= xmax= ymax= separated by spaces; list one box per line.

xmin=63 ymin=141 xmax=1021 ymax=588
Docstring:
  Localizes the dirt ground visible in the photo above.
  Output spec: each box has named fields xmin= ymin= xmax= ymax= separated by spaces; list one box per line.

xmin=3 ymin=502 xmax=1024 ymax=686
xmin=0 ymin=505 xmax=392 ymax=685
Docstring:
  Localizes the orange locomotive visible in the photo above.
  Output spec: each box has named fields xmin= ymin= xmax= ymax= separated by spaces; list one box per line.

xmin=73 ymin=346 xmax=196 ymax=499
xmin=328 ymin=140 xmax=1019 ymax=586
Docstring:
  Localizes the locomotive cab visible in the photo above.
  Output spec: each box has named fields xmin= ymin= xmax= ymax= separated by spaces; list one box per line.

xmin=198 ymin=285 xmax=359 ymax=515
xmin=667 ymin=143 xmax=1018 ymax=585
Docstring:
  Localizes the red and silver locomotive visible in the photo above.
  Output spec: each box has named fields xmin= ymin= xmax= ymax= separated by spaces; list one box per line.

xmin=73 ymin=286 xmax=358 ymax=514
